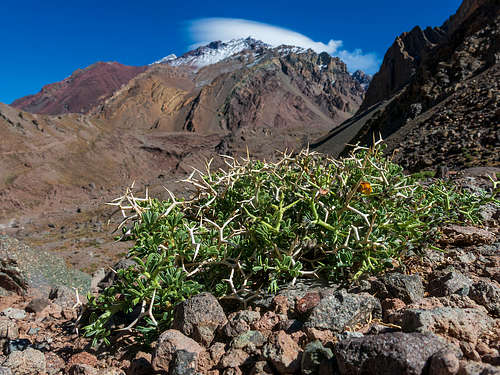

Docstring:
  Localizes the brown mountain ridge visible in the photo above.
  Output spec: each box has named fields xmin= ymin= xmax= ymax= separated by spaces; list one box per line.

xmin=313 ymin=0 xmax=500 ymax=172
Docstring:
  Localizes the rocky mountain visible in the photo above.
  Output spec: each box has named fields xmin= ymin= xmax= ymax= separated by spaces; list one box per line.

xmin=11 ymin=62 xmax=146 ymax=115
xmin=313 ymin=0 xmax=499 ymax=172
xmin=155 ymin=37 xmax=271 ymax=68
xmin=351 ymin=69 xmax=372 ymax=90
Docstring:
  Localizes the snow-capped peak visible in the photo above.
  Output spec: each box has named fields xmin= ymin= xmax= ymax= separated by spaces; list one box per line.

xmin=153 ymin=38 xmax=270 ymax=69
xmin=153 ymin=54 xmax=177 ymax=65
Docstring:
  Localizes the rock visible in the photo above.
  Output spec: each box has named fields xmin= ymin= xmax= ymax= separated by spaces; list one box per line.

xmin=251 ymin=311 xmax=284 ymax=332
xmin=381 ymin=298 xmax=406 ymax=322
xmin=334 ymin=332 xmax=447 ymax=375
xmin=223 ymin=310 xmax=261 ymax=338
xmin=301 ymin=340 xmax=333 ymax=375
xmin=68 ymin=364 xmax=98 ymax=375
xmin=196 ymin=350 xmax=214 ymax=373
xmin=440 ymin=225 xmax=495 ymax=246
xmin=401 ymin=307 xmax=494 ymax=344
xmin=252 ymin=280 xmax=338 ymax=311
xmin=97 ymin=368 xmax=125 ymax=375
xmin=272 ymin=295 xmax=288 ymax=315
xmin=458 ymin=361 xmax=500 ymax=375
xmin=220 ymin=348 xmax=250 ymax=369
xmin=304 ymin=327 xmax=336 ymax=345
xmin=49 ymin=285 xmax=77 ymax=307
xmin=222 ymin=368 xmax=242 ymax=375
xmin=372 ymin=273 xmax=425 ymax=303
xmin=208 ymin=342 xmax=226 ymax=368
xmin=127 ymin=357 xmax=154 ymax=375
xmin=479 ymin=203 xmax=500 ymax=224
xmin=27 ymin=327 xmax=40 ymax=335
xmin=0 ymin=256 xmax=27 ymax=295
xmin=170 ymin=350 xmax=199 ymax=375
xmin=66 ymin=352 xmax=98 ymax=371
xmin=428 ymin=270 xmax=473 ymax=297
xmin=5 ymin=338 xmax=31 ymax=354
xmin=429 ymin=350 xmax=460 ymax=375
xmin=0 ymin=317 xmax=18 ymax=339
xmin=482 ymin=354 xmax=500 ymax=367
xmin=295 ymin=292 xmax=321 ymax=316
xmin=262 ymin=331 xmax=302 ymax=374
xmin=0 ymin=367 xmax=12 ymax=375
xmin=25 ymin=297 xmax=50 ymax=313
xmin=249 ymin=361 xmax=273 ymax=375
xmin=305 ymin=290 xmax=381 ymax=332
xmin=460 ymin=342 xmax=482 ymax=362
xmin=231 ymin=331 xmax=266 ymax=352
xmin=469 ymin=280 xmax=500 ymax=317
xmin=360 ymin=25 xmax=445 ymax=110
xmin=276 ymin=319 xmax=303 ymax=334
xmin=90 ymin=268 xmax=106 ymax=292
xmin=4 ymin=347 xmax=46 ymax=375
xmin=152 ymin=329 xmax=204 ymax=372
xmin=172 ymin=292 xmax=227 ymax=346
xmin=1 ymin=308 xmax=26 ymax=320
xmin=336 ymin=331 xmax=364 ymax=341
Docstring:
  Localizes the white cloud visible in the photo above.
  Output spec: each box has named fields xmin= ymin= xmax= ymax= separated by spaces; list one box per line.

xmin=187 ymin=18 xmax=380 ymax=74
xmin=337 ymin=49 xmax=380 ymax=74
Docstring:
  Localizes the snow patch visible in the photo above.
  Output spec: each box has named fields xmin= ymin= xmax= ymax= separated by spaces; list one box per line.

xmin=154 ymin=38 xmax=270 ymax=69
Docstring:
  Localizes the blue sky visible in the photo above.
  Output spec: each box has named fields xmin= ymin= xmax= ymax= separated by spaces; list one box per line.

xmin=1 ymin=0 xmax=461 ymax=104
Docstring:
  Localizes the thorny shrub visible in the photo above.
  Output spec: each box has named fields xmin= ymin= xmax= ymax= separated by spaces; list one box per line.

xmin=83 ymin=141 xmax=498 ymax=346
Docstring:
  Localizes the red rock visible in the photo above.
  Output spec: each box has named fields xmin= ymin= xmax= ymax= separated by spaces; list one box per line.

xmin=11 ymin=62 xmax=146 ymax=115
xmin=66 ymin=352 xmax=98 ymax=372
xmin=263 ymin=331 xmax=302 ymax=374
xmin=209 ymin=342 xmax=227 ymax=367
xmin=220 ymin=348 xmax=250 ymax=369
xmin=252 ymin=311 xmax=283 ymax=332
xmin=296 ymin=292 xmax=321 ymax=315
xmin=304 ymin=327 xmax=336 ymax=345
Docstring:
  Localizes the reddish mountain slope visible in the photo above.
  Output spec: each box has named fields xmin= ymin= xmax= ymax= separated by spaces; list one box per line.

xmin=11 ymin=62 xmax=146 ymax=115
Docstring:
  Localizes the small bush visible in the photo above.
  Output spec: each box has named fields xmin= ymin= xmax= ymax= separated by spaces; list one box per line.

xmin=83 ymin=142 xmax=495 ymax=346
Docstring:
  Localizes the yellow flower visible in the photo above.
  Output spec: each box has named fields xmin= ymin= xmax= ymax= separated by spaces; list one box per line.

xmin=359 ymin=181 xmax=372 ymax=195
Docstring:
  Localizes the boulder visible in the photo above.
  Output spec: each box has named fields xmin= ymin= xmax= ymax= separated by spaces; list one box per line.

xmin=402 ymin=307 xmax=494 ymax=344
xmin=305 ymin=290 xmax=381 ymax=332
xmin=152 ymin=329 xmax=204 ymax=372
xmin=223 ymin=310 xmax=261 ymax=338
xmin=172 ymin=293 xmax=227 ymax=346
xmin=334 ymin=332 xmax=447 ymax=375
xmin=371 ymin=272 xmax=425 ymax=304
xmin=428 ymin=270 xmax=472 ymax=297
xmin=429 ymin=349 xmax=461 ymax=375
xmin=469 ymin=280 xmax=500 ymax=317
xmin=301 ymin=340 xmax=334 ymax=375
xmin=169 ymin=350 xmax=199 ymax=375
xmin=0 ymin=317 xmax=18 ymax=340
xmin=3 ymin=347 xmax=46 ymax=375
xmin=263 ymin=331 xmax=302 ymax=374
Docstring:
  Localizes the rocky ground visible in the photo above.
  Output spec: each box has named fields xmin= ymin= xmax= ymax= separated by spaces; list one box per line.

xmin=0 ymin=173 xmax=499 ymax=374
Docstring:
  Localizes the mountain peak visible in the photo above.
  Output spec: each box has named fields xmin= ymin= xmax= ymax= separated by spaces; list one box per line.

xmin=154 ymin=37 xmax=271 ymax=68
